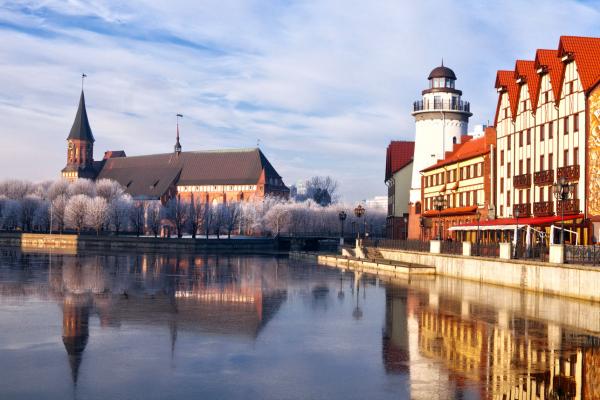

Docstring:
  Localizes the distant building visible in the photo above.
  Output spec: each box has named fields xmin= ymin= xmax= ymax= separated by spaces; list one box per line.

xmin=61 ymin=90 xmax=289 ymax=204
xmin=385 ymin=141 xmax=414 ymax=239
xmin=366 ymin=196 xmax=388 ymax=210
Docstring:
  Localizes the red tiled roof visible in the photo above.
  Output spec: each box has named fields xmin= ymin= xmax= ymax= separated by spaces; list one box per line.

xmin=559 ymin=36 xmax=600 ymax=94
xmin=495 ymin=70 xmax=519 ymax=122
xmin=420 ymin=127 xmax=496 ymax=172
xmin=385 ymin=141 xmax=414 ymax=181
xmin=534 ymin=49 xmax=564 ymax=103
xmin=515 ymin=60 xmax=541 ymax=110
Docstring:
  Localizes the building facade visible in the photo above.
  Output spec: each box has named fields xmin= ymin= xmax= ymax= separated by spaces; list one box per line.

xmin=418 ymin=128 xmax=496 ymax=240
xmin=385 ymin=141 xmax=414 ymax=239
xmin=492 ymin=36 xmax=600 ymax=244
xmin=61 ymin=90 xmax=289 ymax=203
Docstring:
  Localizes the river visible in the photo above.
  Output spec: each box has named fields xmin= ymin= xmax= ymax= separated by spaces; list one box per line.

xmin=0 ymin=248 xmax=598 ymax=399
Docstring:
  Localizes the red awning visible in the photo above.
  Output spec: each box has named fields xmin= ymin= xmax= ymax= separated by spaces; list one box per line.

xmin=452 ymin=213 xmax=584 ymax=228
xmin=423 ymin=206 xmax=478 ymax=217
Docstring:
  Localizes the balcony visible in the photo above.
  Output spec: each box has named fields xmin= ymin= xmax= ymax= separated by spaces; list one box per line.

xmin=413 ymin=99 xmax=470 ymax=113
xmin=534 ymin=169 xmax=554 ymax=186
xmin=557 ymin=165 xmax=580 ymax=181
xmin=513 ymin=173 xmax=531 ymax=189
xmin=557 ymin=198 xmax=580 ymax=215
xmin=513 ymin=203 xmax=531 ymax=217
xmin=533 ymin=201 xmax=554 ymax=217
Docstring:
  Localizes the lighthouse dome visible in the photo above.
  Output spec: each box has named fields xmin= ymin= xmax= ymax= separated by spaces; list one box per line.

xmin=427 ymin=65 xmax=457 ymax=80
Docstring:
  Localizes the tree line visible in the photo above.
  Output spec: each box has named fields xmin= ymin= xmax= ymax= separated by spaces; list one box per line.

xmin=0 ymin=179 xmax=386 ymax=238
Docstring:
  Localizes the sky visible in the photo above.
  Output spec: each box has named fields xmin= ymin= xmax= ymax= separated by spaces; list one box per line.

xmin=0 ymin=1 xmax=599 ymax=202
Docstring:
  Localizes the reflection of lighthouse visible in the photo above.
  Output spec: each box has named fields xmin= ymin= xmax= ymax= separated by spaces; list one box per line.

xmin=62 ymin=294 xmax=91 ymax=386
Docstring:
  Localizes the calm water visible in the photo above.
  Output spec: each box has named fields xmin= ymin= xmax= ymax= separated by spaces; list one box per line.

xmin=1 ymin=248 xmax=599 ymax=399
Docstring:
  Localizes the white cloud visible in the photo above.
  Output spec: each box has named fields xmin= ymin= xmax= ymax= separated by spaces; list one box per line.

xmin=0 ymin=0 xmax=599 ymax=201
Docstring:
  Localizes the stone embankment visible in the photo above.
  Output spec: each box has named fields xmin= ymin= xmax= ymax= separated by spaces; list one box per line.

xmin=0 ymin=232 xmax=278 ymax=254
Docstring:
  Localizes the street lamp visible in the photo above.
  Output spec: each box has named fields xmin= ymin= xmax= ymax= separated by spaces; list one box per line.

xmin=338 ymin=210 xmax=347 ymax=245
xmin=433 ymin=194 xmax=446 ymax=240
xmin=403 ymin=216 xmax=408 ymax=240
xmin=354 ymin=204 xmax=366 ymax=240
xmin=513 ymin=208 xmax=521 ymax=259
xmin=553 ymin=177 xmax=575 ymax=246
xmin=476 ymin=210 xmax=481 ymax=256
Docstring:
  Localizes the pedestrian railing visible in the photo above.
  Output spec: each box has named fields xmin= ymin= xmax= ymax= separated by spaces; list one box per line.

xmin=473 ymin=243 xmax=500 ymax=258
xmin=565 ymin=245 xmax=600 ymax=265
xmin=363 ymin=239 xmax=430 ymax=252
xmin=440 ymin=241 xmax=462 ymax=255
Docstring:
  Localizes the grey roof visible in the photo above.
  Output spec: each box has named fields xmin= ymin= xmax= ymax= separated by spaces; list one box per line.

xmin=67 ymin=91 xmax=95 ymax=142
xmin=96 ymin=148 xmax=283 ymax=199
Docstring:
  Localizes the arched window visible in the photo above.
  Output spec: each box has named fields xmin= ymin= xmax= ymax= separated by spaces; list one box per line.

xmin=415 ymin=202 xmax=422 ymax=214
xmin=453 ymin=136 xmax=457 ymax=145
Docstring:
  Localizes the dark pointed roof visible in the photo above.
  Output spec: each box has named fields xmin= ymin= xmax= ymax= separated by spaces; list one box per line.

xmin=67 ymin=91 xmax=95 ymax=142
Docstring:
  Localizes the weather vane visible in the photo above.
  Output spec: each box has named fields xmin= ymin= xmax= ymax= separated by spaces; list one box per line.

xmin=81 ymin=73 xmax=87 ymax=91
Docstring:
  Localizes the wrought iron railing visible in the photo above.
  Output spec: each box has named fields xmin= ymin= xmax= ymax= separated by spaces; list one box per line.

xmin=473 ymin=243 xmax=500 ymax=258
xmin=513 ymin=173 xmax=531 ymax=189
xmin=565 ymin=245 xmax=600 ymax=265
xmin=364 ymin=239 xmax=429 ymax=252
xmin=534 ymin=169 xmax=554 ymax=185
xmin=440 ymin=240 xmax=463 ymax=255
xmin=557 ymin=165 xmax=580 ymax=181
xmin=413 ymin=99 xmax=470 ymax=113
xmin=513 ymin=203 xmax=531 ymax=217
xmin=533 ymin=201 xmax=554 ymax=217
xmin=556 ymin=199 xmax=580 ymax=215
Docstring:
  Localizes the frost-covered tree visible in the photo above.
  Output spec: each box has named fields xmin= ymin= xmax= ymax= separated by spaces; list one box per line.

xmin=108 ymin=195 xmax=132 ymax=235
xmin=222 ymin=202 xmax=240 ymax=239
xmin=20 ymin=195 xmax=40 ymax=232
xmin=47 ymin=179 xmax=70 ymax=201
xmin=33 ymin=200 xmax=50 ymax=232
xmin=68 ymin=179 xmax=95 ymax=197
xmin=1 ymin=199 xmax=22 ymax=230
xmin=86 ymin=197 xmax=108 ymax=235
xmin=65 ymin=194 xmax=90 ymax=233
xmin=0 ymin=180 xmax=32 ymax=200
xmin=51 ymin=195 xmax=68 ymax=233
xmin=96 ymin=179 xmax=125 ymax=203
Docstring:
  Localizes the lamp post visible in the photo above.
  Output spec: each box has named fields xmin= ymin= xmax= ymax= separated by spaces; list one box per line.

xmin=338 ymin=210 xmax=347 ymax=245
xmin=403 ymin=216 xmax=408 ymax=240
xmin=354 ymin=204 xmax=365 ymax=240
xmin=513 ymin=208 xmax=521 ymax=259
xmin=476 ymin=210 xmax=481 ymax=256
xmin=553 ymin=177 xmax=575 ymax=246
xmin=433 ymin=194 xmax=446 ymax=240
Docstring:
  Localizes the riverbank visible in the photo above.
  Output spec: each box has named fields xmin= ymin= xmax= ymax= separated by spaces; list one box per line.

xmin=0 ymin=232 xmax=279 ymax=254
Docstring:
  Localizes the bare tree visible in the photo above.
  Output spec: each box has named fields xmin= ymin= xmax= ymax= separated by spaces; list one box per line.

xmin=20 ymin=195 xmax=40 ymax=232
xmin=47 ymin=179 xmax=70 ymax=201
xmin=86 ymin=197 xmax=108 ymax=236
xmin=204 ymin=202 xmax=213 ymax=239
xmin=108 ymin=195 xmax=132 ymax=235
xmin=305 ymin=176 xmax=339 ymax=206
xmin=188 ymin=194 xmax=207 ymax=239
xmin=1 ymin=199 xmax=22 ymax=230
xmin=145 ymin=202 xmax=162 ymax=238
xmin=65 ymin=194 xmax=90 ymax=233
xmin=129 ymin=201 xmax=145 ymax=237
xmin=165 ymin=195 xmax=189 ymax=238
xmin=33 ymin=200 xmax=50 ymax=232
xmin=222 ymin=202 xmax=240 ymax=239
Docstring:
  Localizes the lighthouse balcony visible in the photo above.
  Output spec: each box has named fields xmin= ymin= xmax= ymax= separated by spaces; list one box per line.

xmin=413 ymin=99 xmax=470 ymax=113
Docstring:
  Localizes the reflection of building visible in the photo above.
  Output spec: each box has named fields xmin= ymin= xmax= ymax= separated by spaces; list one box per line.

xmin=382 ymin=283 xmax=600 ymax=400
xmin=62 ymin=294 xmax=91 ymax=385
xmin=61 ymin=89 xmax=289 ymax=203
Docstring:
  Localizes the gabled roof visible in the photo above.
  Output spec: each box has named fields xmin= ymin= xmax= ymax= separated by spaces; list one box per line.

xmin=385 ymin=141 xmax=414 ymax=181
xmin=421 ymin=127 xmax=496 ymax=172
xmin=514 ymin=60 xmax=540 ymax=111
xmin=97 ymin=148 xmax=283 ymax=199
xmin=495 ymin=71 xmax=519 ymax=122
xmin=558 ymin=35 xmax=600 ymax=94
xmin=67 ymin=91 xmax=95 ymax=142
xmin=534 ymin=49 xmax=564 ymax=102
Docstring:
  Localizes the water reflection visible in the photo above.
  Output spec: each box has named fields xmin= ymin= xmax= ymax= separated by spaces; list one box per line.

xmin=2 ymin=248 xmax=600 ymax=399
xmin=382 ymin=279 xmax=600 ymax=399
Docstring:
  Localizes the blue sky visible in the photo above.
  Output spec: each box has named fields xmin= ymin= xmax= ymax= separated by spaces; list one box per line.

xmin=0 ymin=0 xmax=599 ymax=201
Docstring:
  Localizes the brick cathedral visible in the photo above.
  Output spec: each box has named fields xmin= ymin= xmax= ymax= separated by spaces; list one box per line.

xmin=61 ymin=89 xmax=290 ymax=204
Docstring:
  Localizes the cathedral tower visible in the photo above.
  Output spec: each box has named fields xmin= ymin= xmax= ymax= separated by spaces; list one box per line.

xmin=409 ymin=64 xmax=472 ymax=203
xmin=61 ymin=90 xmax=97 ymax=181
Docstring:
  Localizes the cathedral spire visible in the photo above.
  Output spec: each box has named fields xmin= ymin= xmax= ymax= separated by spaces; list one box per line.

xmin=67 ymin=90 xmax=95 ymax=142
xmin=174 ymin=114 xmax=183 ymax=155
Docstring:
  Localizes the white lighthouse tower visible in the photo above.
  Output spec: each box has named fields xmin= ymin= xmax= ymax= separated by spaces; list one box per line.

xmin=409 ymin=64 xmax=472 ymax=204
